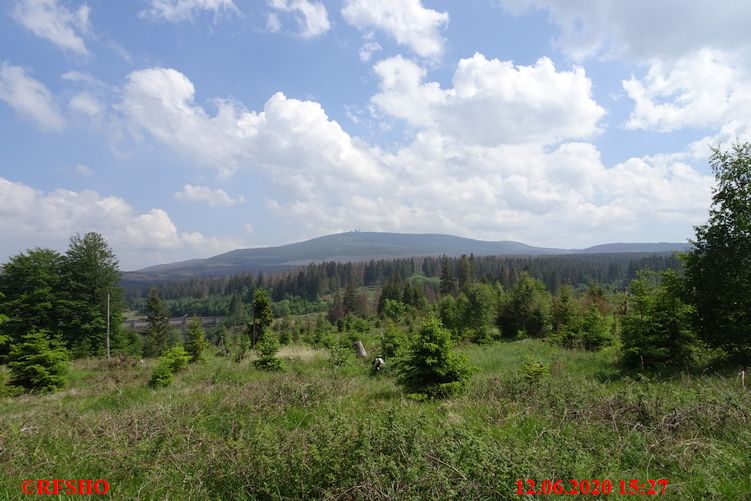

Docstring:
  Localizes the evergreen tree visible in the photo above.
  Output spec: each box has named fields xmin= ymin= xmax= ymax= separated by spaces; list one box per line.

xmin=63 ymin=232 xmax=123 ymax=357
xmin=439 ymin=256 xmax=458 ymax=296
xmin=184 ymin=317 xmax=208 ymax=363
xmin=251 ymin=289 xmax=273 ymax=347
xmin=621 ymin=270 xmax=697 ymax=369
xmin=497 ymin=273 xmax=551 ymax=338
xmin=684 ymin=142 xmax=751 ymax=362
xmin=457 ymin=254 xmax=474 ymax=292
xmin=7 ymin=330 xmax=70 ymax=392
xmin=145 ymin=287 xmax=170 ymax=357
xmin=343 ymin=280 xmax=360 ymax=316
xmin=377 ymin=273 xmax=403 ymax=314
xmin=254 ymin=330 xmax=284 ymax=371
xmin=227 ymin=293 xmax=245 ymax=327
xmin=464 ymin=283 xmax=498 ymax=343
xmin=149 ymin=346 xmax=191 ymax=388
xmin=0 ymin=292 xmax=8 ymax=347
xmin=579 ymin=305 xmax=612 ymax=351
xmin=397 ymin=316 xmax=476 ymax=398
xmin=0 ymin=248 xmax=67 ymax=347
xmin=326 ymin=289 xmax=345 ymax=323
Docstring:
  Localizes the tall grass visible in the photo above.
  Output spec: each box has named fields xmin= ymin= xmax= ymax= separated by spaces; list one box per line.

xmin=1 ymin=341 xmax=748 ymax=499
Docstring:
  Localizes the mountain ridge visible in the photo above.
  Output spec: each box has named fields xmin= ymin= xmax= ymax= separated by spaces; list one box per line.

xmin=122 ymin=231 xmax=690 ymax=282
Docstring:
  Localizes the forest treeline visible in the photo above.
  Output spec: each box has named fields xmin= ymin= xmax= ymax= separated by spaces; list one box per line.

xmin=125 ymin=252 xmax=683 ymax=312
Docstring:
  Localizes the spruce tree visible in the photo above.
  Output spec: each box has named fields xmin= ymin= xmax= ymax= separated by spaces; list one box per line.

xmin=254 ymin=330 xmax=284 ymax=371
xmin=685 ymin=142 xmax=751 ymax=362
xmin=7 ymin=330 xmax=70 ymax=392
xmin=251 ymin=289 xmax=273 ymax=348
xmin=145 ymin=288 xmax=170 ymax=356
xmin=184 ymin=317 xmax=208 ymax=363
xmin=63 ymin=232 xmax=123 ymax=357
xmin=397 ymin=316 xmax=476 ymax=398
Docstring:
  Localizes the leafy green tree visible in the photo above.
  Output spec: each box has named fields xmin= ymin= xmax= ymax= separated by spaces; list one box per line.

xmin=145 ymin=287 xmax=170 ymax=357
xmin=397 ymin=316 xmax=476 ymax=398
xmin=184 ymin=317 xmax=208 ymax=363
xmin=254 ymin=330 xmax=284 ymax=371
xmin=250 ymin=289 xmax=273 ymax=347
xmin=621 ymin=270 xmax=697 ymax=369
xmin=7 ymin=330 xmax=70 ymax=392
xmin=684 ymin=142 xmax=751 ymax=362
xmin=63 ymin=232 xmax=123 ymax=357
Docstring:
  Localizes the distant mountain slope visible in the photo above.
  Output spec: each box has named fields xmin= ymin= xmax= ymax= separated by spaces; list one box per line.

xmin=121 ymin=231 xmax=690 ymax=283
xmin=578 ymin=242 xmax=692 ymax=254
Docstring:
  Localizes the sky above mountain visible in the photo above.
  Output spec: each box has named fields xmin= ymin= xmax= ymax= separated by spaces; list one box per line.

xmin=1 ymin=0 xmax=749 ymax=270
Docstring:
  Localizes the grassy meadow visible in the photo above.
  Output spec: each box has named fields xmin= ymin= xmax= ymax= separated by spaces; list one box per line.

xmin=1 ymin=339 xmax=749 ymax=500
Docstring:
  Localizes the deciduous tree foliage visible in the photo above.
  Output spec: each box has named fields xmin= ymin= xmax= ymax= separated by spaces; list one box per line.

xmin=685 ymin=142 xmax=751 ymax=362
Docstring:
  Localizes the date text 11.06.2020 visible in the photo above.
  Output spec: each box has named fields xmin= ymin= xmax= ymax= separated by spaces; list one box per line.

xmin=516 ymin=479 xmax=669 ymax=495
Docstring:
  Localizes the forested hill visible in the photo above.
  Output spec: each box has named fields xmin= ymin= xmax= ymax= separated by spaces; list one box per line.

xmin=122 ymin=231 xmax=690 ymax=282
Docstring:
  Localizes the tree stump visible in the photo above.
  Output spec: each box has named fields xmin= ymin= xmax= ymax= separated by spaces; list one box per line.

xmin=353 ymin=340 xmax=367 ymax=358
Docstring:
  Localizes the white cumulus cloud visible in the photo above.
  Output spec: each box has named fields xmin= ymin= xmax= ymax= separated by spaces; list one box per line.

xmin=0 ymin=177 xmax=247 ymax=270
xmin=342 ymin=0 xmax=448 ymax=59
xmin=12 ymin=0 xmax=91 ymax=55
xmin=268 ymin=0 xmax=330 ymax=38
xmin=0 ymin=62 xmax=65 ymax=131
xmin=117 ymin=63 xmax=712 ymax=249
xmin=174 ymin=184 xmax=246 ymax=207
xmin=624 ymin=49 xmax=751 ymax=132
xmin=372 ymin=54 xmax=605 ymax=146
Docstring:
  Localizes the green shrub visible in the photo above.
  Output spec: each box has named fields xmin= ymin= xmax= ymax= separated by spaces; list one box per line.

xmin=149 ymin=346 xmax=191 ymax=387
xmin=397 ymin=316 xmax=476 ymax=399
xmin=7 ymin=330 xmax=70 ymax=393
xmin=519 ymin=358 xmax=550 ymax=385
xmin=327 ymin=341 xmax=355 ymax=368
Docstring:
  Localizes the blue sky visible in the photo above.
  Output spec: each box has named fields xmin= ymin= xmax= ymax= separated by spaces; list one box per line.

xmin=1 ymin=0 xmax=750 ymax=270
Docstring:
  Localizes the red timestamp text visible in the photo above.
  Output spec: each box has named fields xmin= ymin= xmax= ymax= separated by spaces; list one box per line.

xmin=515 ymin=479 xmax=669 ymax=495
